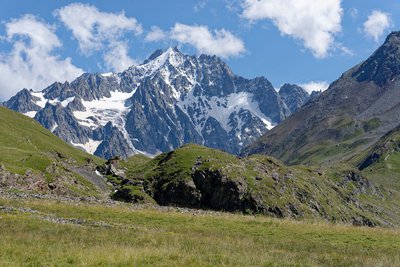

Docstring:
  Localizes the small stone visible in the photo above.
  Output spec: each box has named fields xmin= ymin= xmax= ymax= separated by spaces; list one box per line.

xmin=48 ymin=183 xmax=57 ymax=190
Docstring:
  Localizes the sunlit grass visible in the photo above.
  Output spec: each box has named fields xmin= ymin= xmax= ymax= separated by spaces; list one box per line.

xmin=0 ymin=198 xmax=399 ymax=266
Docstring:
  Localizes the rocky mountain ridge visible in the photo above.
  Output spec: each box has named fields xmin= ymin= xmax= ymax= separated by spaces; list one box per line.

xmin=244 ymin=31 xmax=400 ymax=165
xmin=4 ymin=47 xmax=310 ymax=158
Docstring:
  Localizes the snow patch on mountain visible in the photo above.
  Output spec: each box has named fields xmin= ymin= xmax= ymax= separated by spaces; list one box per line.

xmin=179 ymin=90 xmax=275 ymax=134
xmin=137 ymin=47 xmax=177 ymax=77
xmin=49 ymin=96 xmax=75 ymax=108
xmin=73 ymin=90 xmax=134 ymax=128
xmin=24 ymin=111 xmax=37 ymax=118
xmin=51 ymin=123 xmax=58 ymax=132
xmin=31 ymin=92 xmax=47 ymax=108
xmin=71 ymin=139 xmax=102 ymax=154
xmin=72 ymin=90 xmax=138 ymax=152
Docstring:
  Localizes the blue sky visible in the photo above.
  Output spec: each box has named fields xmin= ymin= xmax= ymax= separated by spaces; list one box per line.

xmin=0 ymin=0 xmax=398 ymax=100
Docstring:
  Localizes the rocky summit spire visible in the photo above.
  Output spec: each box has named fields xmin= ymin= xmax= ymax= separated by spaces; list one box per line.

xmin=352 ymin=31 xmax=400 ymax=86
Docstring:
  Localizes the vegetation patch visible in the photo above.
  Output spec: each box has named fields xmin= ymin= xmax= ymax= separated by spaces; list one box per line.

xmin=362 ymin=118 xmax=381 ymax=132
xmin=0 ymin=198 xmax=400 ymax=266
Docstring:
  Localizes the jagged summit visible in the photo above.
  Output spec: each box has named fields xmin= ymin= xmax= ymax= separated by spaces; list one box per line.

xmin=352 ymin=31 xmax=400 ymax=86
xmin=144 ymin=46 xmax=182 ymax=62
xmin=278 ymin=84 xmax=309 ymax=114
xmin=143 ymin=49 xmax=164 ymax=64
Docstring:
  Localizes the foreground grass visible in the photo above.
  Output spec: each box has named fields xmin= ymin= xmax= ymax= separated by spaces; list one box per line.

xmin=0 ymin=198 xmax=399 ymax=266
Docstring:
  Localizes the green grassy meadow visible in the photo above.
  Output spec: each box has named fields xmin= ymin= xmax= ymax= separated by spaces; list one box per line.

xmin=0 ymin=107 xmax=102 ymax=175
xmin=0 ymin=197 xmax=399 ymax=266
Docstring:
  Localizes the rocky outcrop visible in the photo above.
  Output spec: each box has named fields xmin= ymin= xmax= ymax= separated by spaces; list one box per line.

xmin=98 ymin=144 xmax=390 ymax=226
xmin=191 ymin=169 xmax=264 ymax=213
xmin=358 ymin=123 xmax=400 ymax=170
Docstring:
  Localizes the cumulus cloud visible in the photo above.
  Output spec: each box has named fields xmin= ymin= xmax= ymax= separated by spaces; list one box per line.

xmin=299 ymin=81 xmax=330 ymax=94
xmin=0 ymin=15 xmax=83 ymax=101
xmin=241 ymin=0 xmax=343 ymax=58
xmin=104 ymin=41 xmax=137 ymax=72
xmin=145 ymin=26 xmax=167 ymax=42
xmin=363 ymin=10 xmax=391 ymax=42
xmin=145 ymin=23 xmax=245 ymax=58
xmin=55 ymin=3 xmax=142 ymax=71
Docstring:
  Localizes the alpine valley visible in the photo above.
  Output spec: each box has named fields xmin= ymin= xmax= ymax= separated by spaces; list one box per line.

xmin=3 ymin=0 xmax=400 ymax=264
xmin=3 ymin=32 xmax=400 ymax=227
xmin=3 ymin=47 xmax=311 ymax=158
xmin=2 ymin=28 xmax=400 ymax=267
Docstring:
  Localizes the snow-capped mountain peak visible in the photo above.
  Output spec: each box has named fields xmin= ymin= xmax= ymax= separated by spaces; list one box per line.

xmin=4 ymin=48 xmax=309 ymax=158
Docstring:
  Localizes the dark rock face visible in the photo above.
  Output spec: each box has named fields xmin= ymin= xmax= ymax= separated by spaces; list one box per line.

xmin=309 ymin=90 xmax=321 ymax=101
xmin=34 ymin=102 xmax=92 ymax=144
xmin=5 ymin=47 xmax=309 ymax=158
xmin=353 ymin=32 xmax=400 ymax=86
xmin=94 ymin=122 xmax=133 ymax=159
xmin=148 ymin=167 xmax=267 ymax=214
xmin=358 ymin=123 xmax=400 ymax=170
xmin=42 ymin=74 xmax=123 ymax=102
xmin=5 ymin=89 xmax=41 ymax=113
xmin=154 ymin=180 xmax=202 ymax=208
xmin=279 ymin=84 xmax=310 ymax=113
xmin=191 ymin=169 xmax=263 ymax=212
xmin=124 ymin=77 xmax=203 ymax=154
xmin=358 ymin=153 xmax=380 ymax=170
xmin=143 ymin=165 xmax=267 ymax=214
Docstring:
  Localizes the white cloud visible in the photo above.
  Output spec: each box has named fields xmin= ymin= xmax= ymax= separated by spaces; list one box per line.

xmin=146 ymin=23 xmax=245 ymax=58
xmin=241 ymin=0 xmax=343 ymax=58
xmin=145 ymin=26 xmax=167 ymax=42
xmin=104 ymin=41 xmax=138 ymax=72
xmin=299 ymin=81 xmax=330 ymax=94
xmin=171 ymin=24 xmax=245 ymax=58
xmin=363 ymin=10 xmax=391 ymax=42
xmin=0 ymin=15 xmax=83 ymax=101
xmin=335 ymin=43 xmax=354 ymax=56
xmin=55 ymin=3 xmax=142 ymax=71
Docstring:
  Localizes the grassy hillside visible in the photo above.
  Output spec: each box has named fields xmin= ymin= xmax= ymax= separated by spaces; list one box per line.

xmin=350 ymin=126 xmax=400 ymax=220
xmin=106 ymin=144 xmax=397 ymax=226
xmin=0 ymin=197 xmax=399 ymax=266
xmin=0 ymin=107 xmax=106 ymax=197
xmin=1 ymin=106 xmax=398 ymax=227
